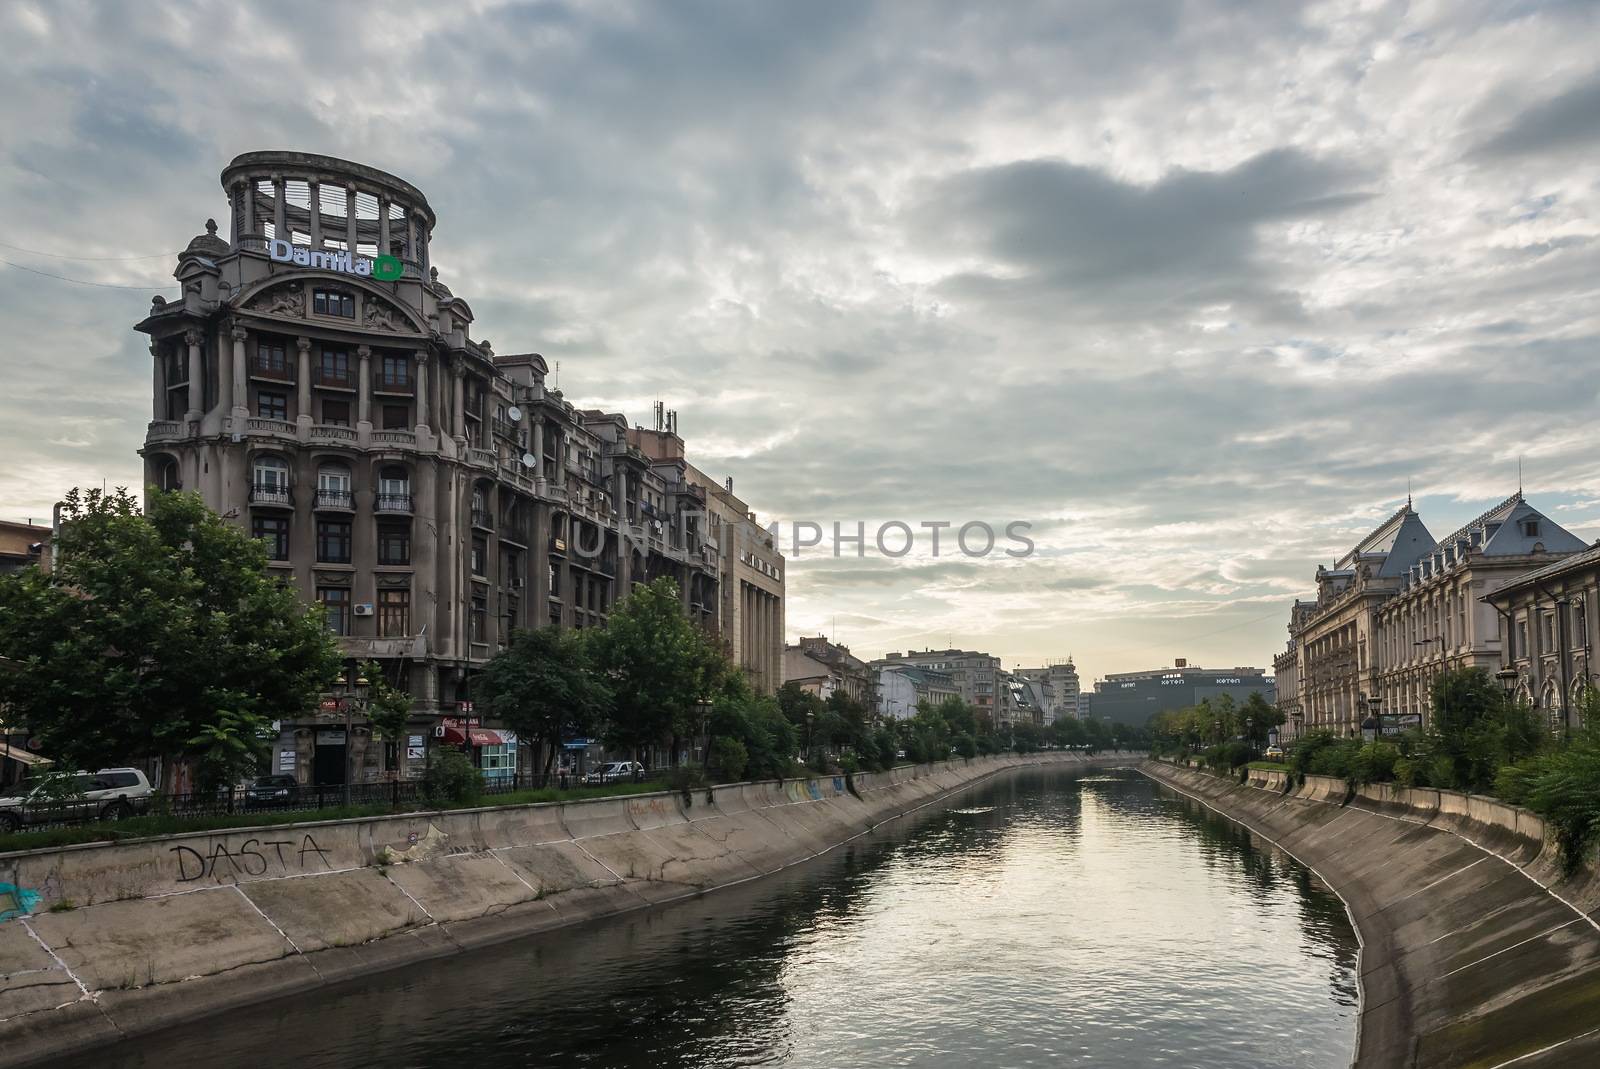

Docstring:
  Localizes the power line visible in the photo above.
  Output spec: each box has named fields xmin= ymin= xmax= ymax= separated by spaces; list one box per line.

xmin=0 ymin=257 xmax=166 ymax=291
xmin=0 ymin=239 xmax=182 ymax=261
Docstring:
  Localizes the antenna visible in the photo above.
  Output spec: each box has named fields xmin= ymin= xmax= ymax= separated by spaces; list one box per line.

xmin=553 ymin=360 xmax=560 ymax=390
xmin=1518 ymin=455 xmax=1523 ymax=493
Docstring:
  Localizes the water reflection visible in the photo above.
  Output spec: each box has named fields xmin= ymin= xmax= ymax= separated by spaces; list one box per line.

xmin=73 ymin=768 xmax=1358 ymax=1069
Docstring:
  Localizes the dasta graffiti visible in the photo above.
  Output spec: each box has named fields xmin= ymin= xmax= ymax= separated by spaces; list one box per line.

xmin=170 ymin=833 xmax=333 ymax=883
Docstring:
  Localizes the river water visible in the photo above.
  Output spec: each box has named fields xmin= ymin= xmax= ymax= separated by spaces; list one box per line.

xmin=81 ymin=767 xmax=1358 ymax=1069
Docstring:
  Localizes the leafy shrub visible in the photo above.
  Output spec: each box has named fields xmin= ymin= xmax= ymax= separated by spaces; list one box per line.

xmin=952 ymin=733 xmax=977 ymax=759
xmin=709 ymin=737 xmax=748 ymax=782
xmin=1348 ymin=742 xmax=1400 ymax=786
xmin=422 ymin=748 xmax=484 ymax=807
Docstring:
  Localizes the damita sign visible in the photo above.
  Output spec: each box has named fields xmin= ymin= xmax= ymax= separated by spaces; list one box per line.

xmin=268 ymin=239 xmax=404 ymax=281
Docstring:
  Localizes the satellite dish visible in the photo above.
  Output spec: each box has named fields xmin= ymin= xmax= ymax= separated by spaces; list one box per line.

xmin=507 ymin=406 xmax=523 ymax=422
xmin=521 ymin=452 xmax=537 ymax=468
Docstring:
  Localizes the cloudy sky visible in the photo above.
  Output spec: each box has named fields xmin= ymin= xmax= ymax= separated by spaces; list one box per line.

xmin=2 ymin=0 xmax=1597 ymax=682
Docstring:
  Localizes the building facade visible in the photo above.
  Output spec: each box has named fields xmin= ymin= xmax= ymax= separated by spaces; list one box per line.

xmin=0 ymin=521 xmax=49 ymax=575
xmin=1088 ymin=661 xmax=1275 ymax=727
xmin=1374 ymin=494 xmax=1586 ymax=726
xmin=875 ymin=665 xmax=960 ymax=720
xmin=630 ymin=421 xmax=785 ymax=694
xmin=872 ymin=648 xmax=1002 ymax=720
xmin=787 ymin=636 xmax=870 ymax=705
xmin=135 ymin=151 xmax=723 ymax=785
xmin=1015 ymin=660 xmax=1080 ymax=722
xmin=1482 ymin=543 xmax=1600 ymax=733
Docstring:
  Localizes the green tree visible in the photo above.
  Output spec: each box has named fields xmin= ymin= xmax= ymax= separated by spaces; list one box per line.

xmin=360 ymin=660 xmax=414 ymax=746
xmin=0 ymin=488 xmax=340 ymax=793
xmin=594 ymin=578 xmax=726 ymax=765
xmin=1430 ymin=667 xmax=1544 ymax=792
xmin=478 ymin=628 xmax=612 ymax=775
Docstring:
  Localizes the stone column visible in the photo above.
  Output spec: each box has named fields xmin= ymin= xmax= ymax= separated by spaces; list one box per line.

xmin=241 ymin=181 xmax=255 ymax=247
xmin=413 ymin=350 xmax=429 ymax=431
xmin=230 ymin=326 xmax=248 ymax=425
xmin=308 ymin=179 xmax=321 ymax=247
xmin=452 ymin=359 xmax=466 ymax=444
xmin=357 ymin=345 xmax=372 ymax=430
xmin=151 ymin=344 xmax=165 ymax=420
xmin=184 ymin=329 xmax=203 ymax=420
xmin=345 ymin=185 xmax=359 ymax=253
xmin=272 ymin=174 xmax=287 ymax=239
xmin=378 ymin=196 xmax=391 ymax=255
xmin=296 ymin=338 xmax=312 ymax=429
xmin=413 ymin=209 xmax=428 ymax=273
xmin=531 ymin=418 xmax=545 ymax=490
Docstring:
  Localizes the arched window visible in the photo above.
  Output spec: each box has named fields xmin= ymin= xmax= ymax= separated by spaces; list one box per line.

xmin=252 ymin=455 xmax=288 ymax=490
xmin=156 ymin=458 xmax=181 ymax=492
xmin=377 ymin=466 xmax=411 ymax=512
xmin=316 ymin=463 xmax=353 ymax=509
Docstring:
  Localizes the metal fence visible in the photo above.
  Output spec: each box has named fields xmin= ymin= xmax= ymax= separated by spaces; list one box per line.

xmin=0 ymin=768 xmax=670 ymax=836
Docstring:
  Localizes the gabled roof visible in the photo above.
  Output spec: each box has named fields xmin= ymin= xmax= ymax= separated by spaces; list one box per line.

xmin=1335 ymin=503 xmax=1436 ymax=576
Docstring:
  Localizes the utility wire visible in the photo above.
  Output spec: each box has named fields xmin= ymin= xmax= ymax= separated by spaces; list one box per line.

xmin=0 ymin=257 xmax=167 ymax=291
xmin=0 ymin=239 xmax=182 ymax=261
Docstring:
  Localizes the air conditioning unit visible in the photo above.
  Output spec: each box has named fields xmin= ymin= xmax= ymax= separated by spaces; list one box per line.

xmin=353 ymin=603 xmax=375 ymax=616
xmin=511 ymin=577 xmax=525 ymax=589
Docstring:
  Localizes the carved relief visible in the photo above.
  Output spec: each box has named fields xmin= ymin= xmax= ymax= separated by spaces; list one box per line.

xmin=251 ymin=282 xmax=305 ymax=317
xmin=363 ymin=299 xmax=401 ymax=332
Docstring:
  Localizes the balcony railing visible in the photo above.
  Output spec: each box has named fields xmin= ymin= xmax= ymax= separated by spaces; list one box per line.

xmin=315 ymin=489 xmax=356 ymax=510
xmin=375 ymin=493 xmax=413 ymax=514
xmin=249 ymin=484 xmax=292 ymax=507
xmin=249 ymin=358 xmax=294 ymax=383
xmin=471 ymin=507 xmax=493 ymax=530
xmin=492 ymin=417 xmax=517 ymax=440
xmin=313 ymin=365 xmax=355 ymax=389
xmin=373 ymin=374 xmax=414 ymax=396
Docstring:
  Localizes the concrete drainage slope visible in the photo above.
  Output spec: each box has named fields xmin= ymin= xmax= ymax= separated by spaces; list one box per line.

xmin=0 ymin=752 xmax=1130 ymax=1066
xmin=1142 ymin=760 xmax=1600 ymax=1069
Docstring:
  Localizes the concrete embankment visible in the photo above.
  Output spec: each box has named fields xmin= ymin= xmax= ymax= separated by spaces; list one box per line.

xmin=0 ymin=752 xmax=1130 ymax=1065
xmin=1142 ymin=760 xmax=1600 ymax=1069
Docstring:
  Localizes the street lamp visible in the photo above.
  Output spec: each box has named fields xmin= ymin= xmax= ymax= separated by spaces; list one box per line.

xmin=1495 ymin=667 xmax=1519 ymax=702
xmin=1366 ymin=693 xmax=1384 ymax=741
xmin=345 ymin=669 xmax=369 ymax=807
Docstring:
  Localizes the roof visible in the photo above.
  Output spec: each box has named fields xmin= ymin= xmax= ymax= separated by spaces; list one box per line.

xmin=1481 ymin=542 xmax=1600 ymax=600
xmin=1337 ymin=503 xmax=1436 ymax=575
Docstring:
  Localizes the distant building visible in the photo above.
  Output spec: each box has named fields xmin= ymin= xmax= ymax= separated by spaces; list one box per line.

xmin=1089 ymin=661 xmax=1274 ymax=727
xmin=873 ymin=648 xmax=1002 ymax=720
xmin=1015 ymin=660 xmax=1080 ymax=722
xmin=784 ymin=636 xmax=871 ymax=704
xmin=875 ymin=664 xmax=960 ymax=721
xmin=1482 ymin=542 xmax=1600 ymax=733
xmin=0 ymin=520 xmax=50 ymax=574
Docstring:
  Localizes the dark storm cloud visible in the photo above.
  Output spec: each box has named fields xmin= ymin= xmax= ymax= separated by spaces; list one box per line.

xmin=1472 ymin=72 xmax=1600 ymax=159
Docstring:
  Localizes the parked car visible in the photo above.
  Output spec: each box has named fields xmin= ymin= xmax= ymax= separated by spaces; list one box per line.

xmin=244 ymin=774 xmax=299 ymax=808
xmin=0 ymin=769 xmax=154 ymax=833
xmin=584 ymin=761 xmax=645 ymax=784
xmin=1263 ymin=746 xmax=1285 ymax=761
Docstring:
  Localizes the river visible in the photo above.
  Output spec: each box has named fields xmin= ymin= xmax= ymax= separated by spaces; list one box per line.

xmin=76 ymin=767 xmax=1359 ymax=1068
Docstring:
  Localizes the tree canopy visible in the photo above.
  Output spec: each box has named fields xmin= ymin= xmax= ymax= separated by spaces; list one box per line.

xmin=0 ymin=488 xmax=340 ymax=791
xmin=477 ymin=627 xmax=612 ymax=771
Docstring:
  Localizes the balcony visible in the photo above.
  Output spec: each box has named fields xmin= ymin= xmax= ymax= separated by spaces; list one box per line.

xmin=314 ymin=489 xmax=356 ymax=511
xmin=147 ymin=420 xmax=184 ymax=442
xmin=375 ymin=493 xmax=413 ymax=514
xmin=249 ymin=358 xmax=294 ymax=384
xmin=249 ymin=484 xmax=293 ymax=508
xmin=500 ymin=522 xmax=530 ymax=546
xmin=471 ymin=507 xmax=493 ymax=530
xmin=467 ymin=447 xmax=497 ymax=470
xmin=312 ymin=366 xmax=356 ymax=390
xmin=310 ymin=424 xmax=357 ymax=444
xmin=371 ymin=429 xmax=416 ymax=447
xmin=492 ymin=417 xmax=517 ymax=440
xmin=246 ymin=417 xmax=296 ymax=437
xmin=373 ymin=374 xmax=414 ymax=397
xmin=549 ymin=535 xmax=568 ymax=557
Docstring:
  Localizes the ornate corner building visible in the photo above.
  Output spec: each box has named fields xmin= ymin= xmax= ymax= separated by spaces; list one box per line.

xmin=134 ymin=151 xmax=768 ymax=784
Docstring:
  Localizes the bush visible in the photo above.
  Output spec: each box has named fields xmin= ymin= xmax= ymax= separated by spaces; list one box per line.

xmin=422 ymin=748 xmax=484 ymax=807
xmin=952 ymin=733 xmax=977 ymax=759
xmin=1348 ymin=741 xmax=1400 ymax=786
xmin=709 ymin=737 xmax=748 ymax=782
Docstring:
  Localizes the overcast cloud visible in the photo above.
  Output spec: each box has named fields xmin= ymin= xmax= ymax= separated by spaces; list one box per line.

xmin=1 ymin=0 xmax=1597 ymax=682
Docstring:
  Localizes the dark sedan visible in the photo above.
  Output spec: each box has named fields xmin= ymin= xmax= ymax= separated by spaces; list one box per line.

xmin=244 ymin=774 xmax=299 ymax=807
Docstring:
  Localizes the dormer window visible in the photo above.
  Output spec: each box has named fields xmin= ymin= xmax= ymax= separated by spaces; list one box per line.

xmin=1522 ymin=519 xmax=1540 ymax=538
xmin=313 ymin=289 xmax=354 ymax=318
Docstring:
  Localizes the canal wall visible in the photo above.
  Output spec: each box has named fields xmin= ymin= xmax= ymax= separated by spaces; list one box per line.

xmin=0 ymin=751 xmax=1132 ymax=1066
xmin=1140 ymin=760 xmax=1600 ymax=1069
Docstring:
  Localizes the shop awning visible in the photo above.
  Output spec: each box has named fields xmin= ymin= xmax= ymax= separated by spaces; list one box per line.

xmin=0 ymin=742 xmax=51 ymax=766
xmin=440 ymin=726 xmax=509 ymax=747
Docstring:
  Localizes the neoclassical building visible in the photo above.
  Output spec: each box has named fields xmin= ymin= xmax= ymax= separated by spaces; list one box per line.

xmin=136 ymin=151 xmax=727 ymax=784
xmin=1483 ymin=543 xmax=1600 ymax=732
xmin=1374 ymin=493 xmax=1586 ymax=725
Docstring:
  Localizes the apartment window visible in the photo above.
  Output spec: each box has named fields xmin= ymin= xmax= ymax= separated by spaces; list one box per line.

xmin=257 ymin=391 xmax=288 ymax=420
xmin=255 ymin=341 xmax=288 ymax=376
xmin=470 ymin=596 xmax=488 ymax=643
xmin=313 ymin=289 xmax=354 ymax=318
xmin=1577 ymin=602 xmax=1589 ymax=650
xmin=322 ymin=398 xmax=351 ymax=426
xmin=382 ymin=404 xmax=410 ymax=430
xmin=377 ymin=521 xmax=411 ymax=566
xmin=318 ymin=348 xmax=351 ymax=386
xmin=549 ymin=563 xmax=561 ymax=598
xmin=318 ymin=587 xmax=350 ymax=635
xmin=379 ymin=354 xmax=410 ymax=389
xmin=156 ymin=459 xmax=181 ymax=492
xmin=1541 ymin=613 xmax=1555 ymax=655
xmin=504 ymin=595 xmax=520 ymax=632
xmin=252 ymin=515 xmax=290 ymax=560
xmin=252 ymin=455 xmax=289 ymax=491
xmin=471 ymin=536 xmax=488 ymax=577
xmin=316 ymin=518 xmax=352 ymax=563
xmin=316 ymin=464 xmax=353 ymax=510
xmin=378 ymin=589 xmax=410 ymax=638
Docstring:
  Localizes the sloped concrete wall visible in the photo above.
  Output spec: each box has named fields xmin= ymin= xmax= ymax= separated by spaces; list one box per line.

xmin=1143 ymin=760 xmax=1600 ymax=1069
xmin=0 ymin=751 xmax=1135 ymax=1066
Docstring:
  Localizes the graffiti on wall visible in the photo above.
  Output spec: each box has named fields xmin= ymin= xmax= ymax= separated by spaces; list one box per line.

xmin=170 ymin=833 xmax=334 ymax=883
xmin=0 ymin=882 xmax=42 ymax=923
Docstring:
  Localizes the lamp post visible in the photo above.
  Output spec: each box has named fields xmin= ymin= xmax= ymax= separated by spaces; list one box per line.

xmin=1495 ymin=667 xmax=1519 ymax=702
xmin=344 ymin=668 xmax=369 ymax=807
xmin=1367 ymin=693 xmax=1384 ymax=740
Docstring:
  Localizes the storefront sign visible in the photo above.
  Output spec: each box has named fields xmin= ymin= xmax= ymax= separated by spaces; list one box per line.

xmin=268 ymin=239 xmax=404 ymax=282
xmin=278 ymin=750 xmax=296 ymax=772
xmin=406 ymin=745 xmax=424 ymax=760
xmin=316 ymin=730 xmax=347 ymax=746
